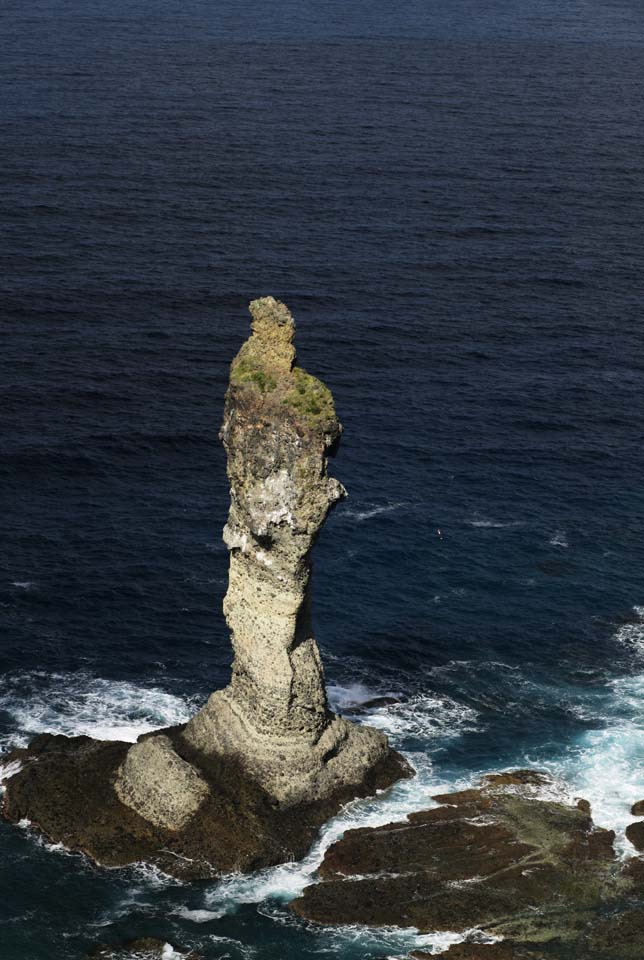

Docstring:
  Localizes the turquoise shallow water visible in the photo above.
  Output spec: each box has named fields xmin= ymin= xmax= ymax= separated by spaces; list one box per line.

xmin=2 ymin=0 xmax=644 ymax=956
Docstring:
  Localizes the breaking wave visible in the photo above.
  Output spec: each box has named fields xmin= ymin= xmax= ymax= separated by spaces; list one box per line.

xmin=0 ymin=671 xmax=197 ymax=751
xmin=364 ymin=694 xmax=480 ymax=741
xmin=538 ymin=669 xmax=644 ymax=854
xmin=327 ymin=682 xmax=480 ymax=745
xmin=614 ymin=605 xmax=644 ymax=656
xmin=549 ymin=529 xmax=569 ymax=547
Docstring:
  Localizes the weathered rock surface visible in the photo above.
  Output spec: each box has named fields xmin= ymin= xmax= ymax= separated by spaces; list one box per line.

xmin=625 ymin=819 xmax=644 ymax=851
xmin=175 ymin=296 xmax=400 ymax=805
xmin=292 ymin=770 xmax=644 ymax=959
xmin=412 ymin=946 xmax=535 ymax=960
xmin=1 ymin=298 xmax=409 ymax=878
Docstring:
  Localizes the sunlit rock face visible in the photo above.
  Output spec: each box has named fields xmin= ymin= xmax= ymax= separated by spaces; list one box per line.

xmin=116 ymin=296 xmax=398 ymax=813
xmin=175 ymin=296 xmax=394 ymax=804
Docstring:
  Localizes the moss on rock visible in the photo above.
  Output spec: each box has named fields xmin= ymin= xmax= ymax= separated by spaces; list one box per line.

xmin=283 ymin=367 xmax=336 ymax=423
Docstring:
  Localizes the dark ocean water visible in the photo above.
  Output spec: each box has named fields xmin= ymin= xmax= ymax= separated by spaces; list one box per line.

xmin=2 ymin=1 xmax=644 ymax=957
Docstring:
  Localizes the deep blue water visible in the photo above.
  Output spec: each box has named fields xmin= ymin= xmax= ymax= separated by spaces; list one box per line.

xmin=2 ymin=1 xmax=644 ymax=957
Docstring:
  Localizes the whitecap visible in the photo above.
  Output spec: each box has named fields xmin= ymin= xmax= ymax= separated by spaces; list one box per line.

xmin=12 ymin=580 xmax=35 ymax=590
xmin=363 ymin=694 xmax=480 ymax=742
xmin=302 ymin=920 xmax=497 ymax=956
xmin=0 ymin=671 xmax=197 ymax=749
xmin=534 ymin=670 xmax=644 ymax=854
xmin=327 ymin=682 xmax=394 ymax=711
xmin=0 ymin=758 xmax=23 ymax=793
xmin=466 ymin=517 xmax=523 ymax=529
xmin=342 ymin=501 xmax=407 ymax=522
xmin=549 ymin=530 xmax=569 ymax=547
xmin=127 ymin=860 xmax=185 ymax=887
xmin=173 ymin=907 xmax=226 ymax=923
xmin=615 ymin=606 xmax=644 ymax=655
xmin=161 ymin=946 xmax=183 ymax=960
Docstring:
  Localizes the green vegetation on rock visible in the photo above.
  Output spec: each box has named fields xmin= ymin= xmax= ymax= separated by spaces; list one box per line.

xmin=283 ymin=367 xmax=335 ymax=422
xmin=230 ymin=353 xmax=277 ymax=394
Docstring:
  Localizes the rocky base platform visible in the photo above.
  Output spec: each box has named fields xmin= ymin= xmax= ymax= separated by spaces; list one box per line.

xmin=291 ymin=770 xmax=644 ymax=960
xmin=1 ymin=726 xmax=409 ymax=880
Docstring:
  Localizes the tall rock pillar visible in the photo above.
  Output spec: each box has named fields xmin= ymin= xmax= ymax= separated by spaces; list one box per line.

xmin=181 ymin=297 xmax=390 ymax=802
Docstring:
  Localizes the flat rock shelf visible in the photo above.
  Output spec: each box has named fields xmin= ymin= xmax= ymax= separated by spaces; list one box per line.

xmin=291 ymin=770 xmax=644 ymax=959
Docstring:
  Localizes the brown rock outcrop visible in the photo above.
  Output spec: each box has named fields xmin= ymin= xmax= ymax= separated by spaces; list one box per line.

xmin=291 ymin=770 xmax=644 ymax=958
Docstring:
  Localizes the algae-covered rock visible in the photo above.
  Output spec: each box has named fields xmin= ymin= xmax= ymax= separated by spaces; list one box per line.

xmin=291 ymin=770 xmax=644 ymax=957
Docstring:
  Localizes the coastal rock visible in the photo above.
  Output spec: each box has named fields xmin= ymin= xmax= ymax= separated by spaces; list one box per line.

xmin=115 ymin=296 xmax=408 ymax=812
xmin=114 ymin=735 xmax=209 ymax=830
xmin=625 ymin=819 xmax=644 ymax=851
xmin=291 ymin=770 xmax=644 ymax=957
xmin=586 ymin=909 xmax=644 ymax=959
xmin=1 ymin=298 xmax=410 ymax=878
xmin=412 ymin=946 xmax=533 ymax=960
xmin=630 ymin=799 xmax=644 ymax=816
xmin=343 ymin=695 xmax=403 ymax=715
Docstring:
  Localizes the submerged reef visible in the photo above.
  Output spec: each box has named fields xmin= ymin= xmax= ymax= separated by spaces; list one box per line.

xmin=1 ymin=298 xmax=409 ymax=878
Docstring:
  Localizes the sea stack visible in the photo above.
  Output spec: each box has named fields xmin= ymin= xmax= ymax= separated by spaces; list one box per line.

xmin=1 ymin=298 xmax=409 ymax=877
xmin=115 ymin=296 xmax=400 ymax=818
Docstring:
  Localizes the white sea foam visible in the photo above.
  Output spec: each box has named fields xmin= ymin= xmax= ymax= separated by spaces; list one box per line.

xmin=0 ymin=671 xmax=196 ymax=749
xmin=327 ymin=682 xmax=394 ymax=711
xmin=201 ymin=748 xmax=467 ymax=922
xmin=173 ymin=907 xmax=227 ymax=923
xmin=0 ymin=759 xmax=23 ymax=793
xmin=163 ymin=945 xmax=185 ymax=960
xmin=207 ymin=936 xmax=256 ymax=959
xmin=530 ymin=612 xmax=644 ymax=856
xmin=342 ymin=501 xmax=407 ymax=522
xmin=328 ymin=682 xmax=480 ymax=744
xmin=127 ymin=860 xmax=186 ymax=887
xmin=545 ymin=672 xmax=644 ymax=854
xmin=549 ymin=530 xmax=569 ymax=547
xmin=466 ymin=517 xmax=523 ymax=529
xmin=614 ymin=606 xmax=644 ymax=655
xmin=313 ymin=924 xmax=498 ymax=956
xmin=540 ymin=742 xmax=643 ymax=855
xmin=364 ymin=694 xmax=480 ymax=741
xmin=12 ymin=580 xmax=35 ymax=590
